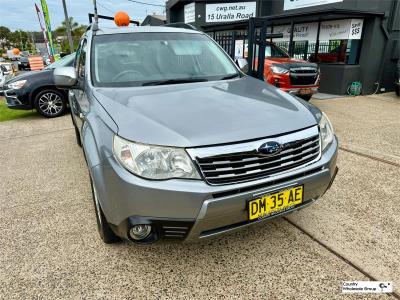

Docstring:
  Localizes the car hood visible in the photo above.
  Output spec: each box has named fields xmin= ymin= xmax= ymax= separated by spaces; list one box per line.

xmin=93 ymin=76 xmax=318 ymax=147
xmin=267 ymin=57 xmax=305 ymax=63
xmin=6 ymin=69 xmax=52 ymax=84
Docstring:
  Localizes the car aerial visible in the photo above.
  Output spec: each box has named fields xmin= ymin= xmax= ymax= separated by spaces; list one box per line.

xmin=262 ymin=42 xmax=320 ymax=101
xmin=3 ymin=53 xmax=75 ymax=117
xmin=54 ymin=24 xmax=338 ymax=244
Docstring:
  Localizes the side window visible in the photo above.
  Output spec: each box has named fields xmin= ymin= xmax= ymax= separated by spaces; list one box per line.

xmin=75 ymin=39 xmax=87 ymax=78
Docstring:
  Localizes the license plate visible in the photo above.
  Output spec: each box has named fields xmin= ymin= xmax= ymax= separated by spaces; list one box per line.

xmin=248 ymin=185 xmax=303 ymax=221
xmin=299 ymin=88 xmax=311 ymax=95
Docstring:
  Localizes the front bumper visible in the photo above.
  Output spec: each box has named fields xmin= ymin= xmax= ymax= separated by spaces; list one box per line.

xmin=91 ymin=137 xmax=338 ymax=243
xmin=266 ymin=73 xmax=320 ymax=96
xmin=284 ymin=86 xmax=319 ymax=95
xmin=3 ymin=88 xmax=31 ymax=109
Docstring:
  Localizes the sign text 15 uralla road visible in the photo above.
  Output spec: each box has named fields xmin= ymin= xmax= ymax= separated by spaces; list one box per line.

xmin=205 ymin=2 xmax=256 ymax=23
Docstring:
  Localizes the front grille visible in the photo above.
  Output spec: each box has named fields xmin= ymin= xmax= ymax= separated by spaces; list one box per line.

xmin=289 ymin=74 xmax=318 ymax=86
xmin=290 ymin=67 xmax=317 ymax=74
xmin=212 ymin=166 xmax=324 ymax=198
xmin=161 ymin=225 xmax=191 ymax=239
xmin=193 ymin=130 xmax=320 ymax=185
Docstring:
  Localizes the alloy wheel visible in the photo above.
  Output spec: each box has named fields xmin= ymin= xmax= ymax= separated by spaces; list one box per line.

xmin=38 ymin=92 xmax=63 ymax=116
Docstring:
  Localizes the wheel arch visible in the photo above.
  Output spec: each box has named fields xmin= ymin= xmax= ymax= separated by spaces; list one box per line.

xmin=81 ymin=111 xmax=116 ymax=170
xmin=82 ymin=121 xmax=102 ymax=169
xmin=30 ymin=85 xmax=68 ymax=106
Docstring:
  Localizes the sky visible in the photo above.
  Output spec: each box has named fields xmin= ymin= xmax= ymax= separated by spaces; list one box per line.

xmin=0 ymin=0 xmax=166 ymax=31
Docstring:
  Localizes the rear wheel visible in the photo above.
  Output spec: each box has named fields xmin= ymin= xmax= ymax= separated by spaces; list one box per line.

xmin=395 ymin=84 xmax=400 ymax=97
xmin=90 ymin=176 xmax=120 ymax=244
xmin=34 ymin=89 xmax=67 ymax=118
xmin=298 ymin=94 xmax=312 ymax=101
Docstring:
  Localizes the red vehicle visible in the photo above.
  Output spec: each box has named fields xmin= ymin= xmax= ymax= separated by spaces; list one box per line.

xmin=309 ymin=41 xmax=347 ymax=63
xmin=263 ymin=42 xmax=320 ymax=101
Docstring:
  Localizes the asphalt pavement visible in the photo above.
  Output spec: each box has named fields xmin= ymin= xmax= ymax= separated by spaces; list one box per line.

xmin=0 ymin=93 xmax=399 ymax=299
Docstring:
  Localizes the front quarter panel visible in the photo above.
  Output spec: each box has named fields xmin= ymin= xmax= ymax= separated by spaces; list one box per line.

xmin=81 ymin=93 xmax=118 ymax=169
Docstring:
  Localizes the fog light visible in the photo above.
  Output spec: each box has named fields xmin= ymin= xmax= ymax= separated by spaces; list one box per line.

xmin=129 ymin=225 xmax=151 ymax=240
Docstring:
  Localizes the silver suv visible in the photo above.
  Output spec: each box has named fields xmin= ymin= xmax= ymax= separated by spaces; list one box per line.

xmin=54 ymin=25 xmax=338 ymax=244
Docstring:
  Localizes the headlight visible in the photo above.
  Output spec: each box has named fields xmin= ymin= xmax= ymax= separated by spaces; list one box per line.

xmin=270 ymin=65 xmax=289 ymax=74
xmin=319 ymin=112 xmax=334 ymax=151
xmin=8 ymin=80 xmax=27 ymax=89
xmin=113 ymin=135 xmax=201 ymax=180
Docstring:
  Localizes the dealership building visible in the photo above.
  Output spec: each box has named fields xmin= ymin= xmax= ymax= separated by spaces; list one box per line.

xmin=166 ymin=0 xmax=400 ymax=95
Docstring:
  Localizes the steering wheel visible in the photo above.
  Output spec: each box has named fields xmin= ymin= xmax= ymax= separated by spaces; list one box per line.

xmin=112 ymin=70 xmax=143 ymax=82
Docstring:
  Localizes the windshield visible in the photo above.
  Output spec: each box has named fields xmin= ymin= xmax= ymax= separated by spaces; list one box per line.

xmin=91 ymin=32 xmax=239 ymax=87
xmin=45 ymin=53 xmax=75 ymax=69
xmin=265 ymin=44 xmax=289 ymax=58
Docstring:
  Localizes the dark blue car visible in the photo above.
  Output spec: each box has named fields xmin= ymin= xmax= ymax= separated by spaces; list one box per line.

xmin=3 ymin=53 xmax=75 ymax=118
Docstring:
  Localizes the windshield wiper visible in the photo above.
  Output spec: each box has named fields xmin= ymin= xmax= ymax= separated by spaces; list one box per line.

xmin=142 ymin=78 xmax=208 ymax=86
xmin=220 ymin=73 xmax=241 ymax=80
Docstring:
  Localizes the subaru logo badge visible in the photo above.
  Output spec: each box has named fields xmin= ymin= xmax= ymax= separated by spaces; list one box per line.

xmin=258 ymin=141 xmax=282 ymax=156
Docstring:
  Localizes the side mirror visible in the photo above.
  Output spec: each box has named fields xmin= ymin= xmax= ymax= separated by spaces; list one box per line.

xmin=54 ymin=67 xmax=77 ymax=87
xmin=236 ymin=58 xmax=249 ymax=74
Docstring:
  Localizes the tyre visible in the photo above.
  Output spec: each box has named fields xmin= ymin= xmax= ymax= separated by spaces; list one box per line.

xmin=90 ymin=176 xmax=120 ymax=244
xmin=395 ymin=85 xmax=399 ymax=97
xmin=34 ymin=89 xmax=67 ymax=118
xmin=298 ymin=94 xmax=312 ymax=101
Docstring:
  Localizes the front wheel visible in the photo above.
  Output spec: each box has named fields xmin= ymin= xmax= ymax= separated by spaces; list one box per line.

xmin=298 ymin=94 xmax=312 ymax=101
xmin=34 ymin=89 xmax=67 ymax=118
xmin=90 ymin=176 xmax=120 ymax=244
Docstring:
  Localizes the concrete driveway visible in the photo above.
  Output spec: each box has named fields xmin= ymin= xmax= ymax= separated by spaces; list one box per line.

xmin=0 ymin=93 xmax=399 ymax=299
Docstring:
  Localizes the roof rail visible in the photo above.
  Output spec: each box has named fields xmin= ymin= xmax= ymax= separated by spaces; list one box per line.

xmin=163 ymin=23 xmax=197 ymax=30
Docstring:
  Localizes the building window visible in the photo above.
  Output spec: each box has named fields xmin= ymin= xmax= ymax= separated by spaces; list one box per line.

xmin=311 ymin=39 xmax=361 ymax=64
xmin=271 ymin=18 xmax=363 ymax=65
xmin=272 ymin=22 xmax=318 ymax=60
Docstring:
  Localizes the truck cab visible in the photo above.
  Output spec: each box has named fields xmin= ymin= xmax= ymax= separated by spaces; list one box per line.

xmin=263 ymin=42 xmax=320 ymax=101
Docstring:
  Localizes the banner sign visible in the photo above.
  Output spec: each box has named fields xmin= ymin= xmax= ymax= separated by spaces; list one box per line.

xmin=270 ymin=19 xmax=363 ymax=42
xmin=205 ymin=2 xmax=256 ymax=23
xmin=184 ymin=2 xmax=195 ymax=23
xmin=40 ymin=0 xmax=55 ymax=58
xmin=272 ymin=22 xmax=319 ymax=42
xmin=28 ymin=56 xmax=45 ymax=71
xmin=284 ymin=0 xmax=343 ymax=10
xmin=319 ymin=19 xmax=364 ymax=40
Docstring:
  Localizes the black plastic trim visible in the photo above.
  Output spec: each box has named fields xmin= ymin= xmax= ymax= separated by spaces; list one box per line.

xmin=110 ymin=216 xmax=195 ymax=243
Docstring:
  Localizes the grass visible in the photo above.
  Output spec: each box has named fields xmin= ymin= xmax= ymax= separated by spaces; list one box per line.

xmin=0 ymin=97 xmax=37 ymax=122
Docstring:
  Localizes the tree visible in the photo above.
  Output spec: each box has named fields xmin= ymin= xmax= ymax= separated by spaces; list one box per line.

xmin=8 ymin=30 xmax=29 ymax=50
xmin=55 ymin=17 xmax=79 ymax=36
xmin=0 ymin=26 xmax=11 ymax=49
xmin=54 ymin=17 xmax=86 ymax=53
